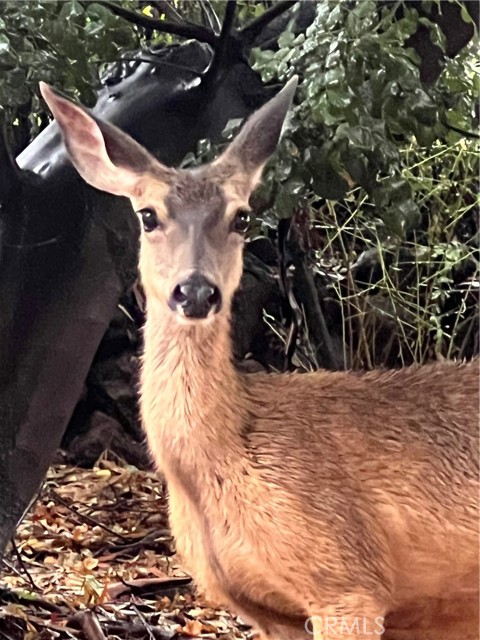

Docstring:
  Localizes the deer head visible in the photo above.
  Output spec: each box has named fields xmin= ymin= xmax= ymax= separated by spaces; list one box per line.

xmin=40 ymin=78 xmax=297 ymax=323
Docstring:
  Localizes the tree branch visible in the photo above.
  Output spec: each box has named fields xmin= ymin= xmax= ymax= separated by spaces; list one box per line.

xmin=216 ymin=0 xmax=237 ymax=52
xmin=199 ymin=0 xmax=222 ymax=33
xmin=284 ymin=218 xmax=344 ymax=372
xmin=240 ymin=0 xmax=298 ymax=47
xmin=204 ymin=0 xmax=238 ymax=84
xmin=94 ymin=0 xmax=216 ymax=46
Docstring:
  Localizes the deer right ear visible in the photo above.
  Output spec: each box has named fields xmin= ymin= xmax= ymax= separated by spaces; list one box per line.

xmin=215 ymin=76 xmax=298 ymax=193
xmin=39 ymin=82 xmax=167 ymax=198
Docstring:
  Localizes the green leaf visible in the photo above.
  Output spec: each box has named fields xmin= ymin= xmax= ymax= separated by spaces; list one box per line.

xmin=278 ymin=31 xmax=295 ymax=49
xmin=324 ymin=65 xmax=344 ymax=89
xmin=352 ymin=0 xmax=375 ymax=20
xmin=335 ymin=123 xmax=373 ymax=150
xmin=372 ymin=177 xmax=420 ymax=235
xmin=254 ymin=3 xmax=265 ymax=18
xmin=460 ymin=4 xmax=473 ymax=24
xmin=7 ymin=67 xmax=26 ymax=89
xmin=59 ymin=0 xmax=84 ymax=21
xmin=411 ymin=88 xmax=437 ymax=126
xmin=342 ymin=153 xmax=371 ymax=189
xmin=325 ymin=3 xmax=343 ymax=30
xmin=307 ymin=147 xmax=349 ymax=200
xmin=326 ymin=89 xmax=351 ymax=109
xmin=0 ymin=33 xmax=10 ymax=54
xmin=275 ymin=184 xmax=299 ymax=218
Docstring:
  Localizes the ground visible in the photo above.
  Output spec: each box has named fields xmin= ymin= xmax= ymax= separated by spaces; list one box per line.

xmin=0 ymin=457 xmax=251 ymax=640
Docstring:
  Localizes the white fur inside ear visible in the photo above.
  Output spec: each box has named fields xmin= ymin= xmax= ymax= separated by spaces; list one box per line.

xmin=39 ymin=82 xmax=141 ymax=197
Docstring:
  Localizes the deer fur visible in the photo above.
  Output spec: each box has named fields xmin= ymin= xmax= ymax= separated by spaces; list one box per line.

xmin=40 ymin=79 xmax=479 ymax=640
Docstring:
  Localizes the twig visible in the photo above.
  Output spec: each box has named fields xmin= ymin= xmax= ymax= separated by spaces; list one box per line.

xmin=49 ymin=489 xmax=130 ymax=542
xmin=79 ymin=610 xmax=107 ymax=640
xmin=91 ymin=0 xmax=216 ymax=46
xmin=240 ymin=0 xmax=297 ymax=46
xmin=287 ymin=221 xmax=344 ymax=371
xmin=8 ymin=539 xmax=40 ymax=592
xmin=444 ymin=123 xmax=480 ymax=139
xmin=0 ymin=586 xmax=64 ymax=614
xmin=108 ymin=575 xmax=192 ymax=599
xmin=200 ymin=0 xmax=222 ymax=33
xmin=97 ymin=529 xmax=172 ymax=556
xmin=134 ymin=603 xmax=165 ymax=640
xmin=102 ymin=621 xmax=174 ymax=640
xmin=217 ymin=0 xmax=237 ymax=50
xmin=204 ymin=0 xmax=238 ymax=84
xmin=278 ymin=217 xmax=301 ymax=371
xmin=0 ymin=557 xmax=31 ymax=585
xmin=0 ymin=618 xmax=26 ymax=640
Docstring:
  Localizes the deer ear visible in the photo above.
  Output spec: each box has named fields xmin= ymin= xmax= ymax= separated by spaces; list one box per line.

xmin=39 ymin=82 xmax=166 ymax=197
xmin=216 ymin=76 xmax=298 ymax=192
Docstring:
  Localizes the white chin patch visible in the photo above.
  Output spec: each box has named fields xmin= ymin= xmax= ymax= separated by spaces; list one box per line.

xmin=173 ymin=310 xmax=217 ymax=326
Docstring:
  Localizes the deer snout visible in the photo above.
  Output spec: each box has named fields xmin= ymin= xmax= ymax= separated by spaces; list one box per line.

xmin=168 ymin=273 xmax=222 ymax=320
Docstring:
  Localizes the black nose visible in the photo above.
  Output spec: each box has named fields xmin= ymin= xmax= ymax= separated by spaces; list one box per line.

xmin=169 ymin=274 xmax=222 ymax=319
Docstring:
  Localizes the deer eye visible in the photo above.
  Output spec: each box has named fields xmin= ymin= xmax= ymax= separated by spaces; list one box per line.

xmin=138 ymin=208 xmax=159 ymax=233
xmin=232 ymin=209 xmax=251 ymax=235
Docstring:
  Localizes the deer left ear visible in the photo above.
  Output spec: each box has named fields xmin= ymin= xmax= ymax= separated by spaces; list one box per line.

xmin=39 ymin=82 xmax=169 ymax=198
xmin=215 ymin=76 xmax=298 ymax=192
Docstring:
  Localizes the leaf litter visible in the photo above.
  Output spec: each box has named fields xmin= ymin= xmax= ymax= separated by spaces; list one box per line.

xmin=0 ymin=454 xmax=253 ymax=640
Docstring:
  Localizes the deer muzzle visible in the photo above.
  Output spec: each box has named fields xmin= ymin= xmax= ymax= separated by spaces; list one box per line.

xmin=168 ymin=273 xmax=222 ymax=320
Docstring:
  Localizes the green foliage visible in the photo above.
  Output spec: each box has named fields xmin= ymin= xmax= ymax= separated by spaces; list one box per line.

xmin=0 ymin=0 xmax=261 ymax=145
xmin=251 ymin=0 xmax=477 ymax=236
xmin=0 ymin=0 xmax=476 ymax=367
xmin=244 ymin=0 xmax=478 ymax=366
xmin=314 ymin=139 xmax=478 ymax=367
xmin=143 ymin=1 xmax=265 ymax=40
xmin=0 ymin=1 xmax=139 ymax=137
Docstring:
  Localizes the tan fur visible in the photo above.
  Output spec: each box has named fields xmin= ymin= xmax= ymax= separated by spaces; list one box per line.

xmin=41 ymin=78 xmax=479 ymax=640
xmin=141 ymin=310 xmax=479 ymax=640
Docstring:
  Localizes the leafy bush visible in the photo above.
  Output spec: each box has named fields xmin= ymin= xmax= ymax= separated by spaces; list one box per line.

xmin=249 ymin=0 xmax=478 ymax=367
xmin=0 ymin=0 xmax=477 ymax=368
xmin=309 ymin=139 xmax=478 ymax=368
xmin=0 ymin=0 xmax=139 ymax=144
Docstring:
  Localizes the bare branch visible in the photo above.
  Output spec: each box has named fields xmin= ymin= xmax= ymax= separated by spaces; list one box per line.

xmin=240 ymin=0 xmax=297 ymax=47
xmin=282 ymin=217 xmax=344 ymax=371
xmin=200 ymin=0 xmax=222 ymax=33
xmin=203 ymin=0 xmax=238 ymax=83
xmin=218 ymin=0 xmax=238 ymax=42
xmin=78 ymin=610 xmax=107 ymax=640
xmin=93 ymin=0 xmax=216 ymax=46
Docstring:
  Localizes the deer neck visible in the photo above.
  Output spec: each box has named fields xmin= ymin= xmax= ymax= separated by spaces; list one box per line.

xmin=140 ymin=301 xmax=244 ymax=468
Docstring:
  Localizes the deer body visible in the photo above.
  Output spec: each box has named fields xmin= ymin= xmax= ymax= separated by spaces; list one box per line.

xmin=41 ymin=79 xmax=479 ymax=640
xmin=141 ymin=309 xmax=478 ymax=639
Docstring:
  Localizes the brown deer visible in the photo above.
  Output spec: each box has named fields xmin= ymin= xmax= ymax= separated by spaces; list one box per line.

xmin=40 ymin=79 xmax=479 ymax=640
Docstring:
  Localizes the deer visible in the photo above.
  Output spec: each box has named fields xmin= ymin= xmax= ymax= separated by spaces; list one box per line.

xmin=39 ymin=78 xmax=479 ymax=640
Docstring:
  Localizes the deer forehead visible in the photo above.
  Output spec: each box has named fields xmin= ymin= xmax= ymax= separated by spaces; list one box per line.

xmin=133 ymin=167 xmax=249 ymax=224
